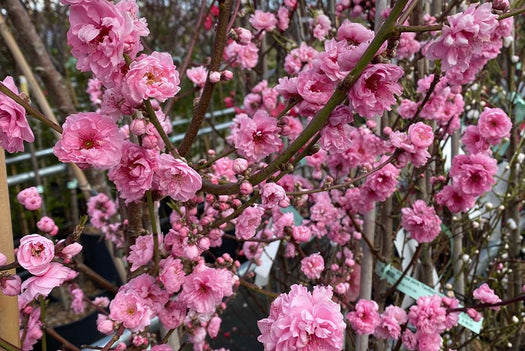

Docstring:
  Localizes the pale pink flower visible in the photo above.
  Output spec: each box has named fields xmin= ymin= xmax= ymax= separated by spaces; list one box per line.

xmin=232 ymin=27 xmax=252 ymax=45
xmin=260 ymin=183 xmax=288 ymax=209
xmin=21 ymin=307 xmax=42 ymax=351
xmin=158 ymin=256 xmax=185 ymax=293
xmin=401 ymin=200 xmax=442 ymax=243
xmin=473 ymin=283 xmax=501 ymax=309
xmin=178 ymin=263 xmax=236 ymax=315
xmin=128 ymin=234 xmax=153 ymax=272
xmin=109 ymin=289 xmax=153 ymax=332
xmin=347 ymin=299 xmax=381 ymax=335
xmin=1 ymin=274 xmax=21 ymax=296
xmin=159 ymin=300 xmax=186 ymax=329
xmin=477 ymin=107 xmax=512 ymax=145
xmin=397 ymin=99 xmax=419 ymax=119
xmin=20 ymin=262 xmax=77 ymax=302
xmin=250 ymin=10 xmax=277 ymax=32
xmin=224 ymin=42 xmax=259 ymax=69
xmin=97 ymin=313 xmax=115 ymax=334
xmin=0 ymin=252 xmax=6 ymax=266
xmin=311 ymin=13 xmax=331 ymax=40
xmin=417 ymin=332 xmax=442 ymax=351
xmin=300 ymin=253 xmax=324 ymax=279
xmin=284 ymin=0 xmax=297 ymax=9
xmin=277 ymin=7 xmax=290 ymax=31
xmin=233 ymin=110 xmax=282 ymax=162
xmin=17 ymin=234 xmax=55 ymax=276
xmin=36 ymin=216 xmax=59 ymax=236
xmin=70 ymin=287 xmax=86 ymax=313
xmin=123 ymin=51 xmax=180 ymax=105
xmin=0 ymin=76 xmax=34 ymax=153
xmin=108 ymin=141 xmax=158 ymax=203
xmin=186 ymin=66 xmax=208 ymax=87
xmin=348 ymin=63 xmax=404 ymax=118
xmin=87 ymin=193 xmax=117 ymax=228
xmin=207 ymin=316 xmax=222 ymax=338
xmin=397 ymin=31 xmax=421 ymax=59
xmin=235 ymin=206 xmax=264 ymax=240
xmin=337 ymin=20 xmax=374 ymax=43
xmin=53 ymin=112 xmax=124 ymax=169
xmin=284 ymin=42 xmax=318 ymax=75
xmin=374 ymin=305 xmax=407 ymax=340
xmin=59 ymin=242 xmax=83 ymax=262
xmin=258 ymin=285 xmax=345 ymax=351
xmin=87 ymin=78 xmax=102 ymax=106
xmin=17 ymin=187 xmax=42 ymax=211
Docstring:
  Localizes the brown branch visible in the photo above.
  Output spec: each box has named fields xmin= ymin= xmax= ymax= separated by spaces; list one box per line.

xmin=178 ymin=0 xmax=232 ymax=157
xmin=72 ymin=261 xmax=119 ymax=295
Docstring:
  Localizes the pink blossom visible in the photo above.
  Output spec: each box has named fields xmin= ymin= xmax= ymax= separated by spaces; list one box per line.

xmin=292 ymin=225 xmax=311 ymax=242
xmin=401 ymin=200 xmax=442 ymax=243
xmin=232 ymin=158 xmax=248 ymax=173
xmin=300 ymin=253 xmax=324 ymax=279
xmin=417 ymin=332 xmax=442 ymax=351
xmin=207 ymin=316 xmax=222 ymax=338
xmin=159 ymin=256 xmax=185 ymax=293
xmin=1 ymin=274 xmax=21 ymax=296
xmin=87 ymin=193 xmax=117 ymax=228
xmin=347 ymin=299 xmax=381 ymax=335
xmin=0 ymin=76 xmax=34 ymax=153
xmin=93 ymin=296 xmax=110 ymax=308
xmin=374 ymin=305 xmax=407 ymax=340
xmin=402 ymin=329 xmax=418 ymax=350
xmin=337 ymin=20 xmax=374 ymax=43
xmin=21 ymin=307 xmax=42 ymax=351
xmin=235 ymin=206 xmax=264 ymax=240
xmin=260 ymin=183 xmax=288 ymax=209
xmin=397 ymin=31 xmax=421 ymax=59
xmin=152 ymin=153 xmax=202 ymax=202
xmin=258 ymin=285 xmax=345 ymax=351
xmin=277 ymin=7 xmax=290 ymax=31
xmin=284 ymin=42 xmax=318 ymax=75
xmin=17 ymin=234 xmax=55 ymax=275
xmin=109 ymin=289 xmax=153 ymax=332
xmin=224 ymin=42 xmax=259 ymax=69
xmin=151 ymin=345 xmax=173 ymax=351
xmin=20 ymin=262 xmax=77 ymax=302
xmin=408 ymin=122 xmax=434 ymax=148
xmin=59 ymin=242 xmax=83 ymax=262
xmin=232 ymin=27 xmax=252 ymax=45
xmin=397 ymin=99 xmax=419 ymax=119
xmin=477 ymin=107 xmax=512 ymax=145
xmin=362 ymin=163 xmax=400 ymax=202
xmin=311 ymin=13 xmax=331 ymax=41
xmin=462 ymin=125 xmax=490 ymax=154
xmin=0 ymin=252 xmax=6 ymax=266
xmin=450 ymin=153 xmax=497 ymax=196
xmin=250 ymin=10 xmax=277 ymax=32
xmin=53 ymin=112 xmax=124 ymax=169
xmin=233 ymin=110 xmax=282 ymax=162
xmin=36 ymin=216 xmax=58 ymax=236
xmin=473 ymin=283 xmax=501 ymax=309
xmin=178 ymin=263 xmax=236 ymax=315
xmin=17 ymin=187 xmax=42 ymax=211
xmin=297 ymin=69 xmax=336 ymax=106
xmin=123 ymin=51 xmax=180 ymax=105
xmin=408 ymin=295 xmax=447 ymax=334
xmin=70 ymin=287 xmax=86 ymax=314
xmin=435 ymin=185 xmax=476 ymax=213
xmin=65 ymin=0 xmax=141 ymax=79
xmin=186 ymin=66 xmax=208 ymax=88
xmin=348 ymin=63 xmax=404 ymax=118
xmin=425 ymin=3 xmax=498 ymax=73
xmin=128 ymin=234 xmax=153 ymax=272
xmin=159 ymin=300 xmax=186 ymax=329
xmin=108 ymin=141 xmax=158 ymax=203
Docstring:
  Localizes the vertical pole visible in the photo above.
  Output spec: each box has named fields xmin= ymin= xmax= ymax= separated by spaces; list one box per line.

xmin=0 ymin=149 xmax=20 ymax=347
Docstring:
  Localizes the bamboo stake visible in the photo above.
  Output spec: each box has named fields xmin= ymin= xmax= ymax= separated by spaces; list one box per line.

xmin=0 ymin=149 xmax=20 ymax=348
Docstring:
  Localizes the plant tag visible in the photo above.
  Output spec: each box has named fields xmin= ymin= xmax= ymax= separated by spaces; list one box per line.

xmin=376 ymin=261 xmax=482 ymax=334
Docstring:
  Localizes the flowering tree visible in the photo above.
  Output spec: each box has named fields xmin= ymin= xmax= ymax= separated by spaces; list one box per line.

xmin=1 ymin=0 xmax=525 ymax=351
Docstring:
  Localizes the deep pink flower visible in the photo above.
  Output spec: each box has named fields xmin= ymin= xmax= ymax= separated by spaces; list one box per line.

xmin=233 ymin=110 xmax=282 ymax=162
xmin=21 ymin=307 xmax=42 ymax=351
xmin=311 ymin=13 xmax=331 ymax=41
xmin=374 ymin=305 xmax=407 ymax=340
xmin=449 ymin=153 xmax=497 ymax=196
xmin=477 ymin=107 xmax=512 ymax=145
xmin=362 ymin=163 xmax=400 ymax=202
xmin=70 ymin=287 xmax=86 ymax=314
xmin=297 ymin=69 xmax=336 ymax=106
xmin=277 ymin=7 xmax=290 ymax=31
xmin=150 ymin=345 xmax=173 ymax=351
xmin=108 ymin=141 xmax=158 ymax=203
xmin=224 ymin=42 xmax=259 ymax=70
xmin=87 ymin=193 xmax=117 ymax=229
xmin=401 ymin=200 xmax=442 ymax=243
xmin=178 ymin=263 xmax=236 ymax=315
xmin=54 ymin=112 xmax=124 ymax=169
xmin=417 ymin=332 xmax=442 ymax=351
xmin=462 ymin=125 xmax=490 ymax=154
xmin=347 ymin=299 xmax=381 ymax=335
xmin=300 ymin=253 xmax=324 ymax=279
xmin=123 ymin=51 xmax=180 ymax=105
xmin=36 ymin=216 xmax=59 ymax=236
xmin=249 ymin=10 xmax=277 ymax=32
xmin=260 ymin=182 xmax=289 ymax=209
xmin=65 ymin=0 xmax=143 ymax=79
xmin=435 ymin=185 xmax=476 ymax=213
xmin=408 ymin=122 xmax=434 ymax=148
xmin=348 ymin=63 xmax=404 ymax=118
xmin=159 ymin=300 xmax=186 ymax=329
xmin=284 ymin=42 xmax=318 ymax=75
xmin=17 ymin=187 xmax=42 ymax=211
xmin=17 ymin=234 xmax=55 ymax=276
xmin=0 ymin=76 xmax=34 ymax=153
xmin=337 ymin=20 xmax=374 ymax=43
xmin=152 ymin=153 xmax=202 ymax=202
xmin=258 ymin=285 xmax=345 ymax=351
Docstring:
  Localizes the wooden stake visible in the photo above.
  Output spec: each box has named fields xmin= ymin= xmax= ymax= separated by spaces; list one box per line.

xmin=0 ymin=149 xmax=20 ymax=347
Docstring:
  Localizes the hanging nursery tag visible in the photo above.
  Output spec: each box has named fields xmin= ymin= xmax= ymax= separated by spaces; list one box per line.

xmin=376 ymin=262 xmax=483 ymax=334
